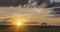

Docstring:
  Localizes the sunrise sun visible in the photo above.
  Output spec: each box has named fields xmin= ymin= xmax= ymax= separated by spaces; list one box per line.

xmin=16 ymin=22 xmax=22 ymax=26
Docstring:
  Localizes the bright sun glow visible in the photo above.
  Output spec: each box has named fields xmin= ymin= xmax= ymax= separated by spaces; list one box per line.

xmin=17 ymin=22 xmax=22 ymax=26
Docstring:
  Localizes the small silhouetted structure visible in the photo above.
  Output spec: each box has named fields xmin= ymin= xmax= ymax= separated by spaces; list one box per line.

xmin=41 ymin=23 xmax=48 ymax=26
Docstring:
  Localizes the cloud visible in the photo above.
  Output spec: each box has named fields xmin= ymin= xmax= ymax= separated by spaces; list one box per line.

xmin=0 ymin=6 xmax=60 ymax=25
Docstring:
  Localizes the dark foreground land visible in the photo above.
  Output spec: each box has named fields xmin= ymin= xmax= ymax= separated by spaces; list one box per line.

xmin=0 ymin=25 xmax=60 ymax=32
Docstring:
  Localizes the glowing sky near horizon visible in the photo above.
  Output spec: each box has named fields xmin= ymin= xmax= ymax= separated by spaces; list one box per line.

xmin=0 ymin=7 xmax=60 ymax=26
xmin=0 ymin=0 xmax=60 ymax=26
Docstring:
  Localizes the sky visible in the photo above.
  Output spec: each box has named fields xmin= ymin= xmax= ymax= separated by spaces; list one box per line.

xmin=0 ymin=7 xmax=60 ymax=26
xmin=51 ymin=0 xmax=60 ymax=2
xmin=50 ymin=0 xmax=60 ymax=3
xmin=0 ymin=0 xmax=60 ymax=26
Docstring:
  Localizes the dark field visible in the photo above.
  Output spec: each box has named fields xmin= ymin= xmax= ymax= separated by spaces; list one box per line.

xmin=0 ymin=25 xmax=60 ymax=32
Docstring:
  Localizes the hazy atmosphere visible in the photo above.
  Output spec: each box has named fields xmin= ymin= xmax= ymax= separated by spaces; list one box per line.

xmin=0 ymin=0 xmax=60 ymax=26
